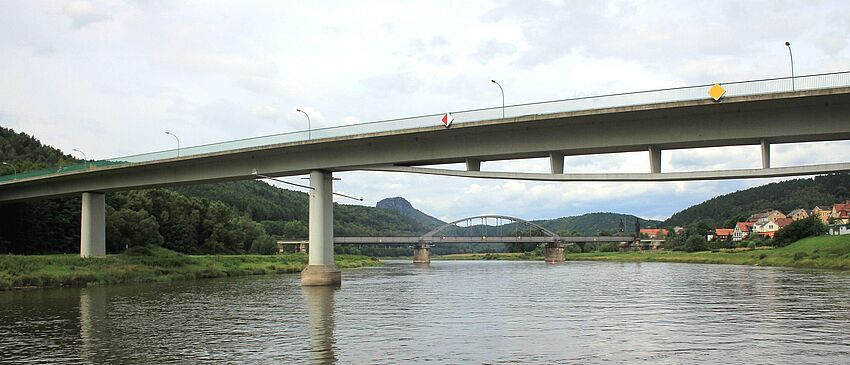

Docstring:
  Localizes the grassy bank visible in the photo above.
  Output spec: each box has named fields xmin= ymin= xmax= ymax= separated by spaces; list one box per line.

xmin=436 ymin=235 xmax=850 ymax=270
xmin=0 ymin=246 xmax=381 ymax=290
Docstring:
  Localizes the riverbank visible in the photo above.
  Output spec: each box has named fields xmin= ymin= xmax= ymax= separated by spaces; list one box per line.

xmin=0 ymin=246 xmax=381 ymax=290
xmin=435 ymin=235 xmax=850 ymax=270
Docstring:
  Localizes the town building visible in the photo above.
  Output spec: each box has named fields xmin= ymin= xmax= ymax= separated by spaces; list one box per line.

xmin=813 ymin=206 xmax=833 ymax=223
xmin=831 ymin=200 xmax=850 ymax=224
xmin=787 ymin=208 xmax=811 ymax=221
xmin=708 ymin=228 xmax=734 ymax=241
xmin=639 ymin=228 xmax=668 ymax=239
xmin=747 ymin=210 xmax=786 ymax=224
xmin=733 ymin=222 xmax=754 ymax=241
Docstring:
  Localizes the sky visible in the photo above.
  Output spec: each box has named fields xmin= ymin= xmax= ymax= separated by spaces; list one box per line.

xmin=1 ymin=0 xmax=850 ymax=222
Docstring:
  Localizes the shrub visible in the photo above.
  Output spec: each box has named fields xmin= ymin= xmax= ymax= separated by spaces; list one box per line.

xmin=774 ymin=216 xmax=828 ymax=247
xmin=683 ymin=235 xmax=708 ymax=252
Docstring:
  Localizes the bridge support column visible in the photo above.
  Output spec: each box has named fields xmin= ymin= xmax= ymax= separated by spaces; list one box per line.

xmin=413 ymin=241 xmax=431 ymax=264
xmin=761 ymin=140 xmax=771 ymax=169
xmin=544 ymin=242 xmax=565 ymax=263
xmin=648 ymin=146 xmax=661 ymax=173
xmin=80 ymin=192 xmax=106 ymax=258
xmin=302 ymin=170 xmax=341 ymax=286
xmin=549 ymin=152 xmax=564 ymax=174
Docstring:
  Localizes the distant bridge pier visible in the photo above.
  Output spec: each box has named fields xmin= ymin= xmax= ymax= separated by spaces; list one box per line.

xmin=413 ymin=240 xmax=431 ymax=264
xmin=544 ymin=241 xmax=565 ymax=263
xmin=301 ymin=170 xmax=341 ymax=286
xmin=80 ymin=192 xmax=106 ymax=257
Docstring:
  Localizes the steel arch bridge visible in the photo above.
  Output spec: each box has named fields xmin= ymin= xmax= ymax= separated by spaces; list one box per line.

xmin=331 ymin=214 xmax=633 ymax=244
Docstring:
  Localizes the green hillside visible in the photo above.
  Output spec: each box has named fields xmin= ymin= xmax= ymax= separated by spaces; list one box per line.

xmin=535 ymin=212 xmax=663 ymax=236
xmin=665 ymin=174 xmax=850 ymax=228
xmin=376 ymin=197 xmax=445 ymax=229
xmin=0 ymin=126 xmax=428 ymax=254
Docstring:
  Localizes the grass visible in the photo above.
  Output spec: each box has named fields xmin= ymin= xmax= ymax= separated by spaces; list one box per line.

xmin=0 ymin=245 xmax=381 ymax=290
xmin=435 ymin=235 xmax=850 ymax=271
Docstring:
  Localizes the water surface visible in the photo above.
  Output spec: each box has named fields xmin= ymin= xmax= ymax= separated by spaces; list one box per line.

xmin=2 ymin=261 xmax=849 ymax=364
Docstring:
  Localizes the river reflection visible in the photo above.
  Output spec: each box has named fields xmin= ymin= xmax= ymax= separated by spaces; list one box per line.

xmin=2 ymin=261 xmax=850 ymax=364
xmin=302 ymin=286 xmax=336 ymax=364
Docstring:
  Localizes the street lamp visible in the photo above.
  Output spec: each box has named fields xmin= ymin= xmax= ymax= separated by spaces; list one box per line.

xmin=72 ymin=148 xmax=88 ymax=168
xmin=165 ymin=131 xmax=180 ymax=157
xmin=491 ymin=79 xmax=505 ymax=118
xmin=296 ymin=108 xmax=311 ymax=140
xmin=785 ymin=41 xmax=795 ymax=91
xmin=2 ymin=161 xmax=16 ymax=180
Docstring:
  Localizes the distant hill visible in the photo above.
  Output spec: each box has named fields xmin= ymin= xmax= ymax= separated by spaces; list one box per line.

xmin=664 ymin=173 xmax=850 ymax=228
xmin=376 ymin=197 xmax=445 ymax=230
xmin=534 ymin=212 xmax=663 ymax=236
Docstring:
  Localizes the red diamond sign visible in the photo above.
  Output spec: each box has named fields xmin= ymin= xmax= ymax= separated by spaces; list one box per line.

xmin=441 ymin=113 xmax=453 ymax=127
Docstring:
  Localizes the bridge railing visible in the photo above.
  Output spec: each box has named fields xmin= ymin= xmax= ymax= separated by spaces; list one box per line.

xmin=3 ymin=71 xmax=850 ymax=183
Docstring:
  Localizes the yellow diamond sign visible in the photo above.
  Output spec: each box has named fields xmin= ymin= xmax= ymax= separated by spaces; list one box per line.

xmin=708 ymin=83 xmax=726 ymax=101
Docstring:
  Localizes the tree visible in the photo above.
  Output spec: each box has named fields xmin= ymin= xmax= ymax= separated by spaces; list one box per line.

xmin=682 ymin=235 xmax=708 ymax=252
xmin=106 ymin=208 xmax=163 ymax=252
xmin=664 ymin=230 xmax=684 ymax=251
xmin=249 ymin=235 xmax=278 ymax=255
xmin=773 ymin=216 xmax=828 ymax=247
xmin=283 ymin=220 xmax=308 ymax=239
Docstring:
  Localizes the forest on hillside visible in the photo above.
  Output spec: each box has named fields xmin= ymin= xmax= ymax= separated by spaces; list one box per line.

xmin=0 ymin=126 xmax=429 ymax=254
xmin=665 ymin=174 xmax=850 ymax=228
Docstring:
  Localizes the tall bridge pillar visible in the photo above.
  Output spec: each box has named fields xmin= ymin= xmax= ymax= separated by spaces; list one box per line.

xmin=544 ymin=241 xmax=565 ymax=263
xmin=301 ymin=170 xmax=341 ymax=286
xmin=413 ymin=240 xmax=431 ymax=264
xmin=80 ymin=192 xmax=106 ymax=257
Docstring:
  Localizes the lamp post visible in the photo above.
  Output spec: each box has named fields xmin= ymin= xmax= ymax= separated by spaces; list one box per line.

xmin=785 ymin=41 xmax=795 ymax=91
xmin=2 ymin=161 xmax=16 ymax=180
xmin=296 ymin=108 xmax=312 ymax=140
xmin=72 ymin=148 xmax=88 ymax=168
xmin=165 ymin=131 xmax=180 ymax=157
xmin=491 ymin=79 xmax=505 ymax=118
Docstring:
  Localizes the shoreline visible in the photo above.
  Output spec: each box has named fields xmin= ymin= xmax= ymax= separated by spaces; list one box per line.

xmin=0 ymin=246 xmax=381 ymax=290
xmin=434 ymin=235 xmax=850 ymax=271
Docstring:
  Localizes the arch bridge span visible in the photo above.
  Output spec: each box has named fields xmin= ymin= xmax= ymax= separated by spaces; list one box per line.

xmin=332 ymin=214 xmax=635 ymax=245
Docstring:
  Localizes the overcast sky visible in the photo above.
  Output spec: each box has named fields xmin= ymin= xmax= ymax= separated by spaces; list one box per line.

xmin=2 ymin=1 xmax=849 ymax=222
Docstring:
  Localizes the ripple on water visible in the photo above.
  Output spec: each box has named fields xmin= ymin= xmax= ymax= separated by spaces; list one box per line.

xmin=1 ymin=261 xmax=850 ymax=364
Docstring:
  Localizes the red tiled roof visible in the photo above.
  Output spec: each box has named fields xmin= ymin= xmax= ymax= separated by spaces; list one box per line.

xmin=640 ymin=228 xmax=668 ymax=237
xmin=774 ymin=218 xmax=794 ymax=227
xmin=714 ymin=228 xmax=734 ymax=236
xmin=736 ymin=222 xmax=754 ymax=232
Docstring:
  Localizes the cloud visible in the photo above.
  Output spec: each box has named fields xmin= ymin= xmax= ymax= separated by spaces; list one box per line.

xmin=472 ymin=40 xmax=518 ymax=63
xmin=64 ymin=0 xmax=111 ymax=28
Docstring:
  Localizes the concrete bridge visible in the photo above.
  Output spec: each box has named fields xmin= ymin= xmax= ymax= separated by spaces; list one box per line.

xmin=2 ymin=72 xmax=850 ymax=286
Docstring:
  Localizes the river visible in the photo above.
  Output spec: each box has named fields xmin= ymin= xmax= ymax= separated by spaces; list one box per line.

xmin=2 ymin=260 xmax=850 ymax=364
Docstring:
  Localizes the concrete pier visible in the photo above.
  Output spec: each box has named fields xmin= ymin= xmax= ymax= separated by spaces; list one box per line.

xmin=544 ymin=242 xmax=565 ymax=263
xmin=301 ymin=170 xmax=341 ymax=286
xmin=413 ymin=241 xmax=431 ymax=264
xmin=80 ymin=192 xmax=106 ymax=258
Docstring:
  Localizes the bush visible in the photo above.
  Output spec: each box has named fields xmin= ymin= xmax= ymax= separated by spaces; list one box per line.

xmin=774 ymin=216 xmax=828 ymax=247
xmin=683 ymin=235 xmax=708 ymax=252
xmin=249 ymin=235 xmax=278 ymax=255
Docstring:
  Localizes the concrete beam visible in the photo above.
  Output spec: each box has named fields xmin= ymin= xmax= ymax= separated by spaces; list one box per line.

xmin=466 ymin=159 xmax=481 ymax=172
xmin=364 ymin=162 xmax=850 ymax=182
xmin=549 ymin=152 xmax=564 ymax=174
xmin=3 ymin=88 xmax=850 ymax=202
xmin=80 ymin=192 xmax=105 ymax=257
xmin=648 ymin=146 xmax=661 ymax=173
xmin=301 ymin=170 xmax=341 ymax=286
xmin=761 ymin=140 xmax=771 ymax=169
